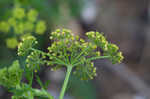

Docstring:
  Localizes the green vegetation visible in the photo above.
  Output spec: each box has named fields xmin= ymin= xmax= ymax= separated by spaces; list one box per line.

xmin=0 ymin=29 xmax=123 ymax=99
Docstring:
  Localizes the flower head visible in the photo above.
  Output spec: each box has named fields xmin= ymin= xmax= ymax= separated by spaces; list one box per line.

xmin=86 ymin=31 xmax=124 ymax=64
xmin=26 ymin=50 xmax=46 ymax=72
xmin=27 ymin=9 xmax=38 ymax=22
xmin=18 ymin=36 xmax=37 ymax=56
xmin=0 ymin=21 xmax=10 ymax=32
xmin=35 ymin=20 xmax=46 ymax=35
xmin=0 ymin=5 xmax=47 ymax=49
xmin=6 ymin=37 xmax=18 ymax=49
xmin=48 ymin=29 xmax=105 ymax=80
xmin=13 ymin=7 xmax=25 ymax=19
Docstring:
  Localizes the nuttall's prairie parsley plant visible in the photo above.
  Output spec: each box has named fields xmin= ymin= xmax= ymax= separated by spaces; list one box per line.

xmin=0 ymin=29 xmax=123 ymax=99
xmin=16 ymin=29 xmax=123 ymax=99
xmin=0 ymin=4 xmax=47 ymax=49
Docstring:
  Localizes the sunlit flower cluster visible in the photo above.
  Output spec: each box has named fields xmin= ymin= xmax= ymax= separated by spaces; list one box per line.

xmin=0 ymin=5 xmax=46 ymax=49
xmin=6 ymin=37 xmax=18 ymax=49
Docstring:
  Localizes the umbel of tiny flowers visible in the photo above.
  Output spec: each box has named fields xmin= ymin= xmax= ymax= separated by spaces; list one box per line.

xmin=17 ymin=29 xmax=123 ymax=99
xmin=0 ymin=4 xmax=47 ymax=49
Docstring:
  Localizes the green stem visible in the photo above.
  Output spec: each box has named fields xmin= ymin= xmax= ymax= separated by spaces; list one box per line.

xmin=29 ymin=71 xmax=34 ymax=86
xmin=87 ymin=56 xmax=110 ymax=61
xmin=72 ymin=46 xmax=90 ymax=64
xmin=59 ymin=66 xmax=72 ymax=99
xmin=46 ymin=53 xmax=68 ymax=66
xmin=63 ymin=43 xmax=70 ymax=64
xmin=31 ymin=48 xmax=68 ymax=66
xmin=30 ymin=48 xmax=46 ymax=55
xmin=33 ymin=89 xmax=54 ymax=99
xmin=73 ymin=56 xmax=110 ymax=67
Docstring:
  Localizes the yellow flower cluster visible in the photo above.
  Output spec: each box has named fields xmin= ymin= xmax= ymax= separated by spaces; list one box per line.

xmin=86 ymin=31 xmax=123 ymax=64
xmin=18 ymin=36 xmax=37 ymax=56
xmin=17 ymin=29 xmax=123 ymax=80
xmin=0 ymin=5 xmax=47 ymax=49
xmin=48 ymin=29 xmax=104 ymax=80
xmin=6 ymin=37 xmax=18 ymax=49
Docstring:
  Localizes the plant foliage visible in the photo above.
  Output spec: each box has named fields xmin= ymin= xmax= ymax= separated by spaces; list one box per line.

xmin=0 ymin=29 xmax=123 ymax=99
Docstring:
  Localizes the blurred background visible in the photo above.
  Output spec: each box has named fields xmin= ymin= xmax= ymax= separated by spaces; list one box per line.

xmin=0 ymin=0 xmax=150 ymax=99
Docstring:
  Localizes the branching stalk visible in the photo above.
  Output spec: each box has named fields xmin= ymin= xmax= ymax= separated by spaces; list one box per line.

xmin=59 ymin=66 xmax=72 ymax=99
xmin=73 ymin=56 xmax=110 ymax=67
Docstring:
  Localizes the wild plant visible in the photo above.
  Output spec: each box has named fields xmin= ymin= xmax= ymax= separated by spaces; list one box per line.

xmin=0 ymin=29 xmax=123 ymax=99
